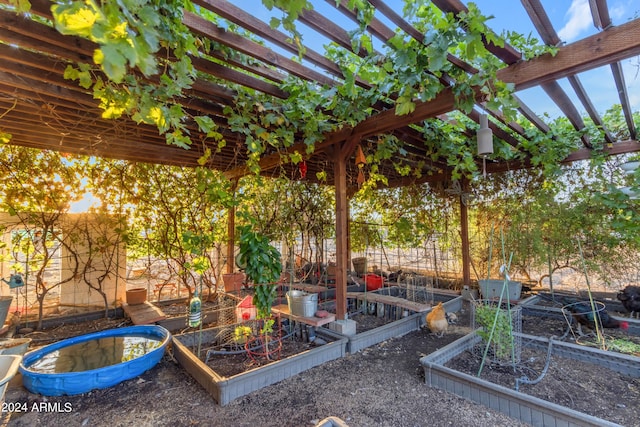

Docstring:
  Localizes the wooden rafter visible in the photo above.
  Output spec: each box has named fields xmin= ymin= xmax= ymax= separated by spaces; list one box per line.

xmin=223 ymin=16 xmax=640 ymax=180
xmin=337 ymin=0 xmax=534 ymax=152
xmin=193 ymin=0 xmax=349 ymax=83
xmin=184 ymin=12 xmax=336 ymax=87
xmin=567 ymin=75 xmax=615 ymax=143
xmin=0 ymin=0 xmax=639 ymax=187
xmin=589 ymin=2 xmax=638 ymax=140
xmin=366 ymin=0 xmax=538 ymax=144
xmin=521 ymin=0 xmax=606 ymax=146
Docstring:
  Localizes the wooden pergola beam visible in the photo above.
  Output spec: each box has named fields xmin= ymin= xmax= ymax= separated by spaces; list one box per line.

xmin=193 ymin=0 xmax=348 ymax=82
xmin=521 ymin=0 xmax=605 ymax=146
xmin=351 ymin=17 xmax=640 ymax=138
xmin=567 ymin=75 xmax=616 ymax=144
xmin=502 ymin=18 xmax=640 ymax=89
xmin=541 ymin=81 xmax=591 ymax=148
xmin=183 ymin=12 xmax=337 ymax=87
xmin=2 ymin=0 xmax=640 ymax=186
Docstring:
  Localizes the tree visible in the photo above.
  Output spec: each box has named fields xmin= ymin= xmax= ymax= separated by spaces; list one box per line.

xmin=117 ymin=163 xmax=236 ymax=298
xmin=70 ymin=213 xmax=126 ymax=318
xmin=239 ymin=176 xmax=335 ymax=277
xmin=0 ymin=146 xmax=88 ymax=328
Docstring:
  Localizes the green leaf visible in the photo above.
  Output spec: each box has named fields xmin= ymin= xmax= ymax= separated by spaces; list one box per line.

xmin=96 ymin=45 xmax=127 ymax=83
xmin=195 ymin=116 xmax=216 ymax=134
xmin=52 ymin=2 xmax=98 ymax=38
xmin=395 ymin=96 xmax=415 ymax=116
xmin=269 ymin=17 xmax=281 ymax=29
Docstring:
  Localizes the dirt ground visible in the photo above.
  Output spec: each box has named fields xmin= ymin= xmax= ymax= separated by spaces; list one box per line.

xmin=2 ymin=299 xmax=639 ymax=427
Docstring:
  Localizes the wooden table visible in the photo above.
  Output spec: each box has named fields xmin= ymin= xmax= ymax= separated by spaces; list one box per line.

xmin=272 ymin=304 xmax=335 ymax=327
xmin=346 ymin=292 xmax=432 ymax=313
xmin=123 ymin=302 xmax=167 ymax=324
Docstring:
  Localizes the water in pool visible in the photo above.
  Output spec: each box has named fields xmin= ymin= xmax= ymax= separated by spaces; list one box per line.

xmin=26 ymin=335 xmax=163 ymax=373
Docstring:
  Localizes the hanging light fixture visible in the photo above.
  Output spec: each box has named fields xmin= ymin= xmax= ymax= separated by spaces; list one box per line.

xmin=355 ymin=145 xmax=366 ymax=187
xmin=477 ymin=113 xmax=493 ymax=178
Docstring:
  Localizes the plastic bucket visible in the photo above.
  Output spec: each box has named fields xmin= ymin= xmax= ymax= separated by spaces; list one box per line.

xmin=478 ymin=279 xmax=522 ymax=301
xmin=352 ymin=257 xmax=367 ymax=275
xmin=363 ymin=274 xmax=384 ymax=291
xmin=0 ymin=297 xmax=12 ymax=326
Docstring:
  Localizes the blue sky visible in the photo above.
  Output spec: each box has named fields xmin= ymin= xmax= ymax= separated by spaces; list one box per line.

xmin=472 ymin=0 xmax=640 ymax=118
xmin=231 ymin=0 xmax=640 ymax=120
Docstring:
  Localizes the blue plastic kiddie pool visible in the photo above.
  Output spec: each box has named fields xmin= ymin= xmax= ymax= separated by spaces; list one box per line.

xmin=20 ymin=325 xmax=171 ymax=396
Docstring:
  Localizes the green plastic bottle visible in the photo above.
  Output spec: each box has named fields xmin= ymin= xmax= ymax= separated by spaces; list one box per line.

xmin=188 ymin=289 xmax=202 ymax=328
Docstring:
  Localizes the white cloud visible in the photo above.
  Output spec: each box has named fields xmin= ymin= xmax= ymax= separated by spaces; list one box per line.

xmin=608 ymin=4 xmax=626 ymax=23
xmin=557 ymin=0 xmax=592 ymax=42
xmin=622 ymin=58 xmax=640 ymax=111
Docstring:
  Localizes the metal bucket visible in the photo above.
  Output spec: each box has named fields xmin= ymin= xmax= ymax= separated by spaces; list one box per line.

xmin=286 ymin=291 xmax=318 ymax=318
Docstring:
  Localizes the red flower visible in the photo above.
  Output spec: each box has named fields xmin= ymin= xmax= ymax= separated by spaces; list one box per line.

xmin=299 ymin=160 xmax=307 ymax=179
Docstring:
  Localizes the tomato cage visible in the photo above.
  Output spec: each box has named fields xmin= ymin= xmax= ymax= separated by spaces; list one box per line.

xmin=560 ymin=300 xmax=607 ymax=340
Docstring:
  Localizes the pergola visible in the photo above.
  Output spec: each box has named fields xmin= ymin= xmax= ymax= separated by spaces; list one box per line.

xmin=1 ymin=0 xmax=640 ymax=319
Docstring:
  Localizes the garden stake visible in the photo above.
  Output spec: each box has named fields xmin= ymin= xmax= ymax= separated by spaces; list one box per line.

xmin=576 ymin=239 xmax=605 ymax=349
xmin=478 ymin=228 xmax=516 ymax=376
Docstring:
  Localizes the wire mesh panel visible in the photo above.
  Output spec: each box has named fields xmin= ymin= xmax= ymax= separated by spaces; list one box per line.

xmin=471 ymin=300 xmax=522 ymax=364
xmin=404 ymin=275 xmax=434 ymax=304
xmin=215 ymin=295 xmax=238 ymax=346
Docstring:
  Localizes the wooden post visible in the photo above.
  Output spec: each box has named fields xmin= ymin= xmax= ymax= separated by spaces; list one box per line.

xmin=460 ymin=178 xmax=471 ymax=287
xmin=226 ymin=180 xmax=238 ymax=274
xmin=334 ymin=146 xmax=349 ymax=320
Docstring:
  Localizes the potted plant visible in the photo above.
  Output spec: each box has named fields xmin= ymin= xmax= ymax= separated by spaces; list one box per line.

xmin=236 ymin=224 xmax=282 ymax=359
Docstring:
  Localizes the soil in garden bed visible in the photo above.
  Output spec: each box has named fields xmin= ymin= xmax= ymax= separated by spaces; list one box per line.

xmin=530 ymin=293 xmax=634 ymax=321
xmin=452 ymin=298 xmax=640 ymax=427
xmin=447 ymin=302 xmax=640 ymax=425
xmin=9 ymin=297 xmax=640 ymax=426
xmin=445 ymin=344 xmax=640 ymax=426
xmin=199 ymin=311 xmax=400 ymax=377
xmin=202 ymin=336 xmax=326 ymax=377
xmin=6 ymin=307 xmax=532 ymax=427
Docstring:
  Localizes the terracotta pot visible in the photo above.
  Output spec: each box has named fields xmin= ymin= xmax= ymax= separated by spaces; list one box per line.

xmin=126 ymin=288 xmax=147 ymax=305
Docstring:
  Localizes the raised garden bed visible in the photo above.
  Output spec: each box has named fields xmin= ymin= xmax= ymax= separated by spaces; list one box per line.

xmin=324 ymin=311 xmax=424 ymax=354
xmin=520 ymin=294 xmax=640 ymax=336
xmin=420 ymin=331 xmax=640 ymax=426
xmin=322 ymin=290 xmax=463 ymax=354
xmin=171 ymin=288 xmax=463 ymax=404
xmin=173 ymin=324 xmax=348 ymax=405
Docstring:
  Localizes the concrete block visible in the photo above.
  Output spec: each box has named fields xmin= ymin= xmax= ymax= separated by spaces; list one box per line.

xmin=328 ymin=319 xmax=357 ymax=336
